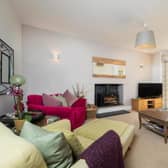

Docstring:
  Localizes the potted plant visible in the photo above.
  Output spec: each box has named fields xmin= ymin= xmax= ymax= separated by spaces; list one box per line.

xmin=7 ymin=75 xmax=26 ymax=132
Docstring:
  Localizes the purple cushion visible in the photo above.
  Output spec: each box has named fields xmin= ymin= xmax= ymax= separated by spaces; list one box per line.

xmin=63 ymin=90 xmax=78 ymax=106
xmin=42 ymin=93 xmax=62 ymax=107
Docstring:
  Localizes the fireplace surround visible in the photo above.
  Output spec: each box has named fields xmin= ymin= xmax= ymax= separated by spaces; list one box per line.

xmin=95 ymin=84 xmax=123 ymax=107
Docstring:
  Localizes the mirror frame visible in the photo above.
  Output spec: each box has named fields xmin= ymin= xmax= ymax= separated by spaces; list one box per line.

xmin=0 ymin=39 xmax=14 ymax=95
xmin=92 ymin=56 xmax=126 ymax=78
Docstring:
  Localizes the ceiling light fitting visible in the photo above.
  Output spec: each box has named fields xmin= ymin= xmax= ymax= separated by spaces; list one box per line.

xmin=135 ymin=24 xmax=156 ymax=49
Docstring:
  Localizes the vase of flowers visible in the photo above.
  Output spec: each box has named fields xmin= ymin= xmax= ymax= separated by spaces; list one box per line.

xmin=7 ymin=75 xmax=26 ymax=120
xmin=72 ymin=83 xmax=87 ymax=98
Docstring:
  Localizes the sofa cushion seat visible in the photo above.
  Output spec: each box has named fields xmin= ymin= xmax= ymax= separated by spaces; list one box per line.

xmin=74 ymin=119 xmax=129 ymax=140
xmin=74 ymin=119 xmax=135 ymax=156
xmin=76 ymin=135 xmax=94 ymax=149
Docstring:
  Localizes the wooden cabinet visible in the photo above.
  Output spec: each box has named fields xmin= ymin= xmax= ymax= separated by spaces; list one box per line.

xmin=86 ymin=104 xmax=97 ymax=118
xmin=132 ymin=97 xmax=162 ymax=111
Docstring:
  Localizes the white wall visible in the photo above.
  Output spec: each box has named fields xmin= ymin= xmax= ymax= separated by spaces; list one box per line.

xmin=0 ymin=0 xmax=22 ymax=115
xmin=152 ymin=52 xmax=162 ymax=82
xmin=23 ymin=25 xmax=153 ymax=106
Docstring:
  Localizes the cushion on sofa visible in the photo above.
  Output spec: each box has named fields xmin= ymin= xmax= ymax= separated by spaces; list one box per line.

xmin=20 ymin=121 xmax=73 ymax=168
xmin=53 ymin=95 xmax=68 ymax=106
xmin=0 ymin=122 xmax=47 ymax=168
xmin=42 ymin=93 xmax=62 ymax=107
xmin=43 ymin=121 xmax=84 ymax=158
xmin=63 ymin=89 xmax=78 ymax=106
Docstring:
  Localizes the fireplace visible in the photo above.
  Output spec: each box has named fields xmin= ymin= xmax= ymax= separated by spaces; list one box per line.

xmin=95 ymin=84 xmax=123 ymax=107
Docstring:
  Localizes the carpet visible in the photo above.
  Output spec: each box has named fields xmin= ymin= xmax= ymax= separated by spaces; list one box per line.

xmin=96 ymin=110 xmax=130 ymax=118
xmin=109 ymin=112 xmax=168 ymax=168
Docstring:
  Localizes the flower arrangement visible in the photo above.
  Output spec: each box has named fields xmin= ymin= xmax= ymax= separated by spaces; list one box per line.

xmin=7 ymin=86 xmax=24 ymax=119
xmin=7 ymin=75 xmax=25 ymax=119
xmin=72 ymin=83 xmax=87 ymax=98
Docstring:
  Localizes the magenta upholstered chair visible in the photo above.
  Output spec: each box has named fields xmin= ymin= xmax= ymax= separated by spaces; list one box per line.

xmin=27 ymin=94 xmax=86 ymax=129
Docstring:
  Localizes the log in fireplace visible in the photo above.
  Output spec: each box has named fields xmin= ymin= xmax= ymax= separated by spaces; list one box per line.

xmin=95 ymin=84 xmax=123 ymax=107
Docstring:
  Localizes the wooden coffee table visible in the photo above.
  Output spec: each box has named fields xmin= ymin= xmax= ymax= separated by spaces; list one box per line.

xmin=138 ymin=109 xmax=168 ymax=143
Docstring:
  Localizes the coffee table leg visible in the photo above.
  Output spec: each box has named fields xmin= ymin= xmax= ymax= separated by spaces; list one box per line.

xmin=164 ymin=125 xmax=167 ymax=144
xmin=138 ymin=113 xmax=142 ymax=129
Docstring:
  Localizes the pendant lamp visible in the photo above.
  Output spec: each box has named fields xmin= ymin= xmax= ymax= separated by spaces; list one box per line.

xmin=135 ymin=25 xmax=156 ymax=49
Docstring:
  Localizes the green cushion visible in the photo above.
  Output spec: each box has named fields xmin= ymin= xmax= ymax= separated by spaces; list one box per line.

xmin=20 ymin=121 xmax=73 ymax=168
xmin=43 ymin=126 xmax=84 ymax=158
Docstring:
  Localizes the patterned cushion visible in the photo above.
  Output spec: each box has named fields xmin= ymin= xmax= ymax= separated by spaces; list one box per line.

xmin=42 ymin=93 xmax=62 ymax=106
xmin=63 ymin=90 xmax=78 ymax=106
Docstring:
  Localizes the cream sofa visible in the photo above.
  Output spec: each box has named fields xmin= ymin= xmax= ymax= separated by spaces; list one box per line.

xmin=0 ymin=122 xmax=47 ymax=168
xmin=74 ymin=119 xmax=135 ymax=156
xmin=44 ymin=118 xmax=135 ymax=156
xmin=0 ymin=118 xmax=135 ymax=168
xmin=0 ymin=122 xmax=88 ymax=168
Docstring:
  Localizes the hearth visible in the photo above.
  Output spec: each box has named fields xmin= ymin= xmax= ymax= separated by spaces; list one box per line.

xmin=95 ymin=84 xmax=123 ymax=107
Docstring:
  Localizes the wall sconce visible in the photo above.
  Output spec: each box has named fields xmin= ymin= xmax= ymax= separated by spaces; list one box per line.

xmin=135 ymin=24 xmax=156 ymax=49
xmin=51 ymin=49 xmax=62 ymax=63
xmin=139 ymin=64 xmax=144 ymax=69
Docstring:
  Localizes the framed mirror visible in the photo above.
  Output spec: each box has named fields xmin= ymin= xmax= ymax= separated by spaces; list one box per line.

xmin=0 ymin=39 xmax=14 ymax=94
xmin=92 ymin=56 xmax=126 ymax=78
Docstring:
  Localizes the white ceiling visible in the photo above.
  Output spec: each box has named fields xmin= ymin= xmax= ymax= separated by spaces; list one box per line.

xmin=10 ymin=0 xmax=168 ymax=49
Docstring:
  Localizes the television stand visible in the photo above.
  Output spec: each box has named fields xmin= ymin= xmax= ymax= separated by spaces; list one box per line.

xmin=131 ymin=97 xmax=162 ymax=111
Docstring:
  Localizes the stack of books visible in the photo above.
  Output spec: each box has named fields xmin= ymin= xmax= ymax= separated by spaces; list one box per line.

xmin=145 ymin=121 xmax=163 ymax=133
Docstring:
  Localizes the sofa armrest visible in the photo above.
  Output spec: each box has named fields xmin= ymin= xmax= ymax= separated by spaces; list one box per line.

xmin=71 ymin=98 xmax=86 ymax=107
xmin=71 ymin=107 xmax=86 ymax=129
xmin=27 ymin=95 xmax=43 ymax=105
xmin=43 ymin=119 xmax=71 ymax=131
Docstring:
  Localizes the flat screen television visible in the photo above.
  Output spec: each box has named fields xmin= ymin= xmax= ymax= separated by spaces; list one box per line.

xmin=138 ymin=83 xmax=162 ymax=98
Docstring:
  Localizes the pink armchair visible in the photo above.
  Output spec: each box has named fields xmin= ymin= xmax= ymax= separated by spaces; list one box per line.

xmin=27 ymin=94 xmax=86 ymax=129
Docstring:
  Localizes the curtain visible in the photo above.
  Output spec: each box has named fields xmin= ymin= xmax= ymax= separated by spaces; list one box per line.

xmin=162 ymin=55 xmax=168 ymax=109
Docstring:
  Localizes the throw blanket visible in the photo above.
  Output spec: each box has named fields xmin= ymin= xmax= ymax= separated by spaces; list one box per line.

xmin=80 ymin=130 xmax=124 ymax=168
